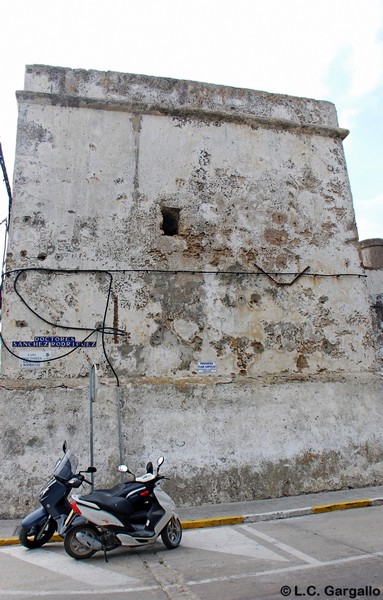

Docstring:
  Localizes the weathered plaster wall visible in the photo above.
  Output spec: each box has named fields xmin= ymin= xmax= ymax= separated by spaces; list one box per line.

xmin=1 ymin=65 xmax=382 ymax=516
xmin=361 ymin=239 xmax=383 ymax=372
xmin=1 ymin=375 xmax=383 ymax=518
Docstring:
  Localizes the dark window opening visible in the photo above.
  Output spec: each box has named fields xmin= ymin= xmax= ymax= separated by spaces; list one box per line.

xmin=161 ymin=207 xmax=180 ymax=236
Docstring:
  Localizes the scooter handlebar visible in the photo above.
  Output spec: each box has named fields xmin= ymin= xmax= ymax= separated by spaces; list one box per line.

xmin=66 ymin=474 xmax=93 ymax=487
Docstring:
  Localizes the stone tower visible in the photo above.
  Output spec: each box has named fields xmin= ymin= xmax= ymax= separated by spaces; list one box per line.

xmin=1 ymin=65 xmax=382 ymax=517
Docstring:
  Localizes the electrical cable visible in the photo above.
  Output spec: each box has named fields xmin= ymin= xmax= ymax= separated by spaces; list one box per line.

xmin=13 ymin=268 xmax=125 ymax=336
xmin=4 ymin=265 xmax=367 ymax=279
xmin=99 ymin=270 xmax=121 ymax=386
xmin=1 ymin=262 xmax=367 ymax=387
xmin=2 ymin=268 xmax=126 ymax=386
xmin=0 ymin=144 xmax=12 ymax=290
xmin=0 ymin=144 xmax=12 ymax=229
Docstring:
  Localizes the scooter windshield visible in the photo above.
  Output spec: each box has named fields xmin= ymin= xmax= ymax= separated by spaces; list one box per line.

xmin=53 ymin=449 xmax=79 ymax=481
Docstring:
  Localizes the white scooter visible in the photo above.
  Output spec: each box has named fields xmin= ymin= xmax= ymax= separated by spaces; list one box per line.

xmin=64 ymin=456 xmax=182 ymax=560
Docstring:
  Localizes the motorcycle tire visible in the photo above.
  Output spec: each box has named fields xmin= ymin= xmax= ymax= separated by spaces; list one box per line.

xmin=19 ymin=518 xmax=56 ymax=549
xmin=64 ymin=524 xmax=100 ymax=560
xmin=161 ymin=516 xmax=182 ymax=549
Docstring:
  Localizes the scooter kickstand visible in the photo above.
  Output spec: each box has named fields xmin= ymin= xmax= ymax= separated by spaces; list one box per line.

xmin=103 ymin=546 xmax=109 ymax=563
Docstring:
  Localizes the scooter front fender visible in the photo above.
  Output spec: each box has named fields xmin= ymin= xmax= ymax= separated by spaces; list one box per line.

xmin=21 ymin=507 xmax=50 ymax=529
xmin=154 ymin=488 xmax=177 ymax=513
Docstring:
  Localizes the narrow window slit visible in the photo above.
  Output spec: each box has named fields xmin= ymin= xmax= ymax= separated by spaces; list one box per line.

xmin=161 ymin=207 xmax=180 ymax=236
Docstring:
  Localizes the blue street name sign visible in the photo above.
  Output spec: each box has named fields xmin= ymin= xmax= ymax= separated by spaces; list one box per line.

xmin=13 ymin=336 xmax=96 ymax=348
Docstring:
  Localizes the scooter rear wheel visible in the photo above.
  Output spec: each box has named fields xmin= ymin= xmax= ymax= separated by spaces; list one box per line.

xmin=19 ymin=518 xmax=56 ymax=549
xmin=161 ymin=516 xmax=182 ymax=549
xmin=64 ymin=524 xmax=99 ymax=560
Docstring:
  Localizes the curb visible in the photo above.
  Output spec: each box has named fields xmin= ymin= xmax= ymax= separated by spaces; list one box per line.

xmin=182 ymin=515 xmax=244 ymax=529
xmin=243 ymin=497 xmax=383 ymax=523
xmin=1 ymin=498 xmax=382 ymax=547
xmin=0 ymin=533 xmax=64 ymax=547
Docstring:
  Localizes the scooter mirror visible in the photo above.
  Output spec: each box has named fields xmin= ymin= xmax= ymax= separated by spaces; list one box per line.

xmin=63 ymin=441 xmax=67 ymax=453
xmin=146 ymin=462 xmax=153 ymax=474
xmin=157 ymin=456 xmax=164 ymax=467
xmin=118 ymin=465 xmax=129 ymax=473
xmin=87 ymin=467 xmax=97 ymax=473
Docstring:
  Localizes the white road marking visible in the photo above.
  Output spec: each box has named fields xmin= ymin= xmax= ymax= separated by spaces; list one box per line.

xmin=0 ymin=545 xmax=138 ymax=587
xmin=182 ymin=527 xmax=288 ymax=561
xmin=0 ymin=549 xmax=381 ymax=596
xmin=188 ymin=551 xmax=383 ymax=586
xmin=0 ymin=585 xmax=160 ymax=600
xmin=0 ymin=585 xmax=158 ymax=597
xmin=240 ymin=524 xmax=322 ymax=565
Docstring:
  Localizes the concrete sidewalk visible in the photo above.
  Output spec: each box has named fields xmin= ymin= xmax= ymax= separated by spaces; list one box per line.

xmin=1 ymin=484 xmax=383 ymax=546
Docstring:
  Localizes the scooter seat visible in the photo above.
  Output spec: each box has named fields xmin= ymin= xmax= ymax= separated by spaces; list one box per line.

xmin=81 ymin=480 xmax=140 ymax=501
xmin=79 ymin=482 xmax=149 ymax=515
xmin=78 ymin=492 xmax=133 ymax=515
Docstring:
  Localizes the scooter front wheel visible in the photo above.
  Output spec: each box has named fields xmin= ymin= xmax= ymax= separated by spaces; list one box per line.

xmin=19 ymin=518 xmax=56 ymax=549
xmin=64 ymin=524 xmax=100 ymax=560
xmin=161 ymin=516 xmax=182 ymax=549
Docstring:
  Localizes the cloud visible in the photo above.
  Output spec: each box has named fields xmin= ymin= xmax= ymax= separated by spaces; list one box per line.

xmin=1 ymin=0 xmax=382 ymax=241
xmin=348 ymin=5 xmax=383 ymax=97
xmin=362 ymin=193 xmax=383 ymax=210
xmin=354 ymin=193 xmax=383 ymax=240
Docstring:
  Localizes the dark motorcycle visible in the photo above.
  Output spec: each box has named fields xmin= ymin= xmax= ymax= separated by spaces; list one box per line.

xmin=19 ymin=443 xmax=96 ymax=549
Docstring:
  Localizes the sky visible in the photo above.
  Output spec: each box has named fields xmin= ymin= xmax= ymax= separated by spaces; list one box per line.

xmin=0 ymin=0 xmax=382 ymax=242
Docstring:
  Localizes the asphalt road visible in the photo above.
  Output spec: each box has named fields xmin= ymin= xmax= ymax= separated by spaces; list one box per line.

xmin=0 ymin=506 xmax=382 ymax=600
